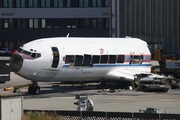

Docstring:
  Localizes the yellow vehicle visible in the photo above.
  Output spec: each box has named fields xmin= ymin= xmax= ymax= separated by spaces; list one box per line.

xmin=148 ymin=42 xmax=180 ymax=78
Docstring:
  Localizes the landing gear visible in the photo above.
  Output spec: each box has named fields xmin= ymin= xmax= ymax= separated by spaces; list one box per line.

xmin=13 ymin=88 xmax=20 ymax=93
xmin=28 ymin=86 xmax=40 ymax=95
xmin=28 ymin=81 xmax=40 ymax=95
xmin=4 ymin=81 xmax=41 ymax=95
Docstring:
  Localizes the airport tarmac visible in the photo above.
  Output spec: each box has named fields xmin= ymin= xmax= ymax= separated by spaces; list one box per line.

xmin=0 ymin=72 xmax=180 ymax=114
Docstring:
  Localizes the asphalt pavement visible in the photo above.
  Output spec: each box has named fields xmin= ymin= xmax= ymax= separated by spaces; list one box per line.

xmin=0 ymin=72 xmax=180 ymax=114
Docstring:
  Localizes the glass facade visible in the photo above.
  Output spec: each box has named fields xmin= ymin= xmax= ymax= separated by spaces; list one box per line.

xmin=53 ymin=0 xmax=63 ymax=7
xmin=28 ymin=0 xmax=38 ymax=8
xmin=0 ymin=0 xmax=109 ymax=8
xmin=16 ymin=0 xmax=26 ymax=8
xmin=0 ymin=18 xmax=109 ymax=29
xmin=0 ymin=0 xmax=109 ymax=48
xmin=120 ymin=0 xmax=180 ymax=52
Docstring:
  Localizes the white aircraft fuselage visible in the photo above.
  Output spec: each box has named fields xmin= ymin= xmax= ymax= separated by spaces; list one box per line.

xmin=10 ymin=37 xmax=152 ymax=83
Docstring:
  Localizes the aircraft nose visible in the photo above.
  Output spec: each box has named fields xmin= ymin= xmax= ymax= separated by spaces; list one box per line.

xmin=10 ymin=54 xmax=23 ymax=72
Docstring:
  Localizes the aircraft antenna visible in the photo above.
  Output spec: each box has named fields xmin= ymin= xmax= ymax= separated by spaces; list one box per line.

xmin=66 ymin=33 xmax=70 ymax=38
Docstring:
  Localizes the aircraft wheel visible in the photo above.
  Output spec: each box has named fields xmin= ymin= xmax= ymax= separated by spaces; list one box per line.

xmin=33 ymin=86 xmax=40 ymax=95
xmin=28 ymin=86 xmax=33 ymax=93
xmin=13 ymin=88 xmax=20 ymax=93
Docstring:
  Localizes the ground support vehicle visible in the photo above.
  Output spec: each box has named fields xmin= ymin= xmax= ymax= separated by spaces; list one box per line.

xmin=0 ymin=57 xmax=10 ymax=83
xmin=148 ymin=42 xmax=180 ymax=78
xmin=139 ymin=107 xmax=166 ymax=114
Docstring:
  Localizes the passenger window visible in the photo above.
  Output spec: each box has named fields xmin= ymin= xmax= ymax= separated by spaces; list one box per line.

xmin=83 ymin=54 xmax=92 ymax=66
xmin=92 ymin=55 xmax=100 ymax=64
xmin=143 ymin=55 xmax=151 ymax=61
xmin=133 ymin=55 xmax=141 ymax=64
xmin=130 ymin=55 xmax=143 ymax=64
xmin=109 ymin=55 xmax=116 ymax=63
xmin=117 ymin=55 xmax=125 ymax=63
xmin=100 ymin=55 xmax=108 ymax=63
xmin=65 ymin=55 xmax=74 ymax=63
xmin=141 ymin=55 xmax=143 ymax=61
xmin=74 ymin=55 xmax=83 ymax=66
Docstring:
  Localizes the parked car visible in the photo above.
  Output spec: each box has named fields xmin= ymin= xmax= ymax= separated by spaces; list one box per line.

xmin=0 ymin=48 xmax=13 ymax=56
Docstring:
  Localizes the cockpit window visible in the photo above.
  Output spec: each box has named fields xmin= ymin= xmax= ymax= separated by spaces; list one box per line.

xmin=22 ymin=50 xmax=31 ymax=56
xmin=17 ymin=48 xmax=23 ymax=53
xmin=36 ymin=53 xmax=41 ymax=58
xmin=31 ymin=53 xmax=36 ymax=58
xmin=20 ymin=49 xmax=41 ymax=59
xmin=30 ymin=53 xmax=41 ymax=58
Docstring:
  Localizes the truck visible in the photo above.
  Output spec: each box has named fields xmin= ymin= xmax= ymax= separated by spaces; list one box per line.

xmin=0 ymin=57 xmax=10 ymax=83
xmin=148 ymin=42 xmax=180 ymax=78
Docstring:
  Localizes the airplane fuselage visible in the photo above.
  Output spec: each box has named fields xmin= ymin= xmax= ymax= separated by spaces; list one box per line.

xmin=10 ymin=37 xmax=151 ymax=82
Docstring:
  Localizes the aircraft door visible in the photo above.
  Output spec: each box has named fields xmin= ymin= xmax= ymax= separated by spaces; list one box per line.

xmin=51 ymin=47 xmax=59 ymax=68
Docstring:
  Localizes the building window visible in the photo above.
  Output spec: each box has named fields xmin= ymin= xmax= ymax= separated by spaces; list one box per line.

xmin=79 ymin=0 xmax=89 ymax=7
xmin=4 ymin=19 xmax=14 ymax=28
xmin=41 ymin=19 xmax=51 ymax=28
xmin=34 ymin=19 xmax=38 ymax=28
xmin=41 ymin=19 xmax=46 ymax=28
xmin=66 ymin=0 xmax=78 ymax=7
xmin=41 ymin=0 xmax=45 ymax=7
xmin=97 ymin=18 xmax=102 ymax=28
xmin=92 ymin=0 xmax=101 ymax=7
xmin=29 ymin=19 xmax=33 ymax=28
xmin=28 ymin=0 xmax=38 ymax=8
xmin=16 ymin=0 xmax=26 ymax=8
xmin=41 ymin=0 xmax=50 ymax=7
xmin=66 ymin=19 xmax=76 ymax=28
xmin=104 ymin=0 xmax=109 ymax=7
xmin=29 ymin=19 xmax=38 ymax=28
xmin=91 ymin=18 xmax=103 ymax=28
xmin=104 ymin=18 xmax=109 ymax=28
xmin=66 ymin=0 xmax=70 ymax=7
xmin=0 ymin=19 xmax=2 ymax=28
xmin=16 ymin=19 xmax=26 ymax=28
xmin=3 ymin=0 xmax=13 ymax=8
xmin=97 ymin=0 xmax=102 ymax=7
xmin=91 ymin=19 xmax=96 ymax=28
xmin=53 ymin=19 xmax=64 ymax=28
xmin=79 ymin=18 xmax=90 ymax=28
xmin=53 ymin=0 xmax=63 ymax=7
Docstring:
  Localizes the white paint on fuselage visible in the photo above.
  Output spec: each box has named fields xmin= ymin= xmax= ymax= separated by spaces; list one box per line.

xmin=15 ymin=37 xmax=151 ymax=82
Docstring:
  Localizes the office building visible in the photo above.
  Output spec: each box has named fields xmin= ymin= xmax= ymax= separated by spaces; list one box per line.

xmin=0 ymin=0 xmax=109 ymax=48
xmin=111 ymin=0 xmax=180 ymax=52
xmin=0 ymin=0 xmax=179 ymax=52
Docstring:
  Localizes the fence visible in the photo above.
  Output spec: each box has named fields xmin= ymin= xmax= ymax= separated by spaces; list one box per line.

xmin=24 ymin=110 xmax=180 ymax=120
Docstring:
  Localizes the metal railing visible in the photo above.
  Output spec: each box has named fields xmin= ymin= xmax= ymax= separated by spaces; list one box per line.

xmin=24 ymin=110 xmax=180 ymax=120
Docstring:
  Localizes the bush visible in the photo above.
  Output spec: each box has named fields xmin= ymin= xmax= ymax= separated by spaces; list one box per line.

xmin=23 ymin=112 xmax=59 ymax=120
